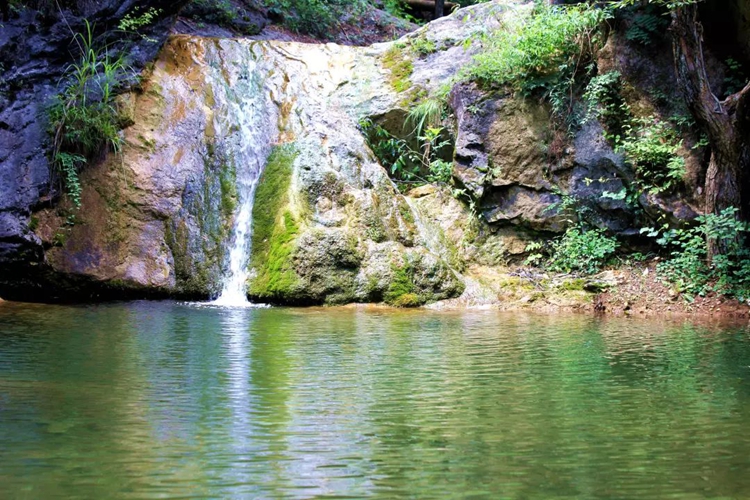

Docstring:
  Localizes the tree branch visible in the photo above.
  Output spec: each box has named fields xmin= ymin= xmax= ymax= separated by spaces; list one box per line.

xmin=723 ymin=79 xmax=750 ymax=118
xmin=670 ymin=5 xmax=732 ymax=138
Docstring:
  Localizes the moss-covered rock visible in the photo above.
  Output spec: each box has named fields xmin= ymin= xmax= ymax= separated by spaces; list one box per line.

xmin=165 ymin=140 xmax=238 ymax=296
xmin=247 ymin=144 xmax=304 ymax=301
xmin=382 ymin=45 xmax=413 ymax=93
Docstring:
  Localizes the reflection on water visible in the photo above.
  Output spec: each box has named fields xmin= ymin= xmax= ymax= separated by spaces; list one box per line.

xmin=1 ymin=301 xmax=750 ymax=498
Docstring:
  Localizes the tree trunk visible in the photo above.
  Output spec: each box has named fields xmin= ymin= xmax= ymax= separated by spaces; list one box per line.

xmin=671 ymin=5 xmax=750 ymax=258
xmin=434 ymin=0 xmax=444 ymax=19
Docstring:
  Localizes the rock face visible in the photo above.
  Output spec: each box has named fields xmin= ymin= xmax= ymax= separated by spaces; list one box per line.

xmin=0 ymin=0 xmax=525 ymax=303
xmin=0 ymin=0 xmax=189 ymax=298
xmin=0 ymin=0 xmax=705 ymax=303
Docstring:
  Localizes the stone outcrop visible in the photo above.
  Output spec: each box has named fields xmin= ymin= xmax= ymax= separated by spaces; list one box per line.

xmin=0 ymin=0 xmax=189 ymax=298
xmin=0 ymin=0 xmax=708 ymax=304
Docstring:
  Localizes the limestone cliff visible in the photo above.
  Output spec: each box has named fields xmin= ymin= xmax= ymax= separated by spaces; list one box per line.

xmin=0 ymin=0 xmax=718 ymax=304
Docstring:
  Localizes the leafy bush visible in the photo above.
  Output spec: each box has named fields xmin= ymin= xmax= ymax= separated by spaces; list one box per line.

xmin=618 ymin=118 xmax=685 ymax=194
xmin=530 ymin=194 xmax=618 ymax=274
xmin=184 ymin=0 xmax=239 ymax=28
xmin=583 ymin=71 xmax=686 ymax=195
xmin=583 ymin=71 xmax=629 ymax=138
xmin=645 ymin=208 xmax=750 ymax=300
xmin=428 ymin=159 xmax=453 ymax=183
xmin=48 ymin=21 xmax=125 ymax=208
xmin=547 ymin=227 xmax=619 ymax=275
xmin=265 ymin=0 xmax=368 ymax=38
xmin=623 ymin=4 xmax=668 ymax=45
xmin=465 ymin=3 xmax=609 ymax=123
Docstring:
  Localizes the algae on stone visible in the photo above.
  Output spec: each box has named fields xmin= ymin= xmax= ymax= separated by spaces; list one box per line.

xmin=248 ymin=144 xmax=303 ymax=301
xmin=382 ymin=45 xmax=413 ymax=93
xmin=165 ymin=141 xmax=238 ymax=296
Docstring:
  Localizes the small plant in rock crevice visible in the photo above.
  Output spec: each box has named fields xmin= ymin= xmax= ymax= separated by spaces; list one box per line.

xmin=118 ymin=6 xmax=162 ymax=41
xmin=48 ymin=20 xmax=127 ymax=209
xmin=359 ymin=116 xmax=454 ymax=188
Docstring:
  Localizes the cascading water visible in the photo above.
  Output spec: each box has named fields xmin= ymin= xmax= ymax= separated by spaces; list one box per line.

xmin=211 ymin=160 xmax=264 ymax=306
xmin=209 ymin=43 xmax=279 ymax=307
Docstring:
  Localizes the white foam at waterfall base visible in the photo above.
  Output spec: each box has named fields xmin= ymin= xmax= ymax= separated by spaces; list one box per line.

xmin=211 ymin=180 xmax=262 ymax=308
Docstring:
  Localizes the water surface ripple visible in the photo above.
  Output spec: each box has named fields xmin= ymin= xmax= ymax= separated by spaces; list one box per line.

xmin=1 ymin=301 xmax=750 ymax=498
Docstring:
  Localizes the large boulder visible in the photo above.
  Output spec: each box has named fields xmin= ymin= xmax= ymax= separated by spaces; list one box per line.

xmin=0 ymin=0 xmax=189 ymax=299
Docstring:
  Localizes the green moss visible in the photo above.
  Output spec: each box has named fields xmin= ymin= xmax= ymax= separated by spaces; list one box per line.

xmin=382 ymin=46 xmax=413 ymax=93
xmin=251 ymin=145 xmax=297 ymax=257
xmin=28 ymin=216 xmax=39 ymax=232
xmin=391 ymin=293 xmax=422 ymax=307
xmin=384 ymin=263 xmax=425 ymax=307
xmin=557 ymin=278 xmax=586 ymax=292
xmin=399 ymin=86 xmax=428 ymax=108
xmin=399 ymin=203 xmax=415 ymax=224
xmin=219 ymin=161 xmax=237 ymax=218
xmin=250 ymin=211 xmax=300 ymax=296
xmin=498 ymin=276 xmax=536 ymax=293
xmin=248 ymin=144 xmax=303 ymax=299
xmin=165 ymin=218 xmax=213 ymax=294
xmin=163 ymin=141 xmax=240 ymax=296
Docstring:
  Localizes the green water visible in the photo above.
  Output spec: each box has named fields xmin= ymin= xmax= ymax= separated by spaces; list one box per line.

xmin=1 ymin=302 xmax=750 ymax=499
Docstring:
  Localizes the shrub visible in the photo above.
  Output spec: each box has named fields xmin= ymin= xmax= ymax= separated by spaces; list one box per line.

xmin=265 ymin=0 xmax=368 ymax=38
xmin=645 ymin=208 xmax=750 ymax=300
xmin=618 ymin=118 xmax=685 ymax=194
xmin=583 ymin=70 xmax=686 ymax=196
xmin=465 ymin=3 xmax=610 ymax=124
xmin=533 ymin=194 xmax=618 ymax=275
xmin=183 ymin=0 xmax=238 ymax=27
xmin=547 ymin=227 xmax=619 ymax=274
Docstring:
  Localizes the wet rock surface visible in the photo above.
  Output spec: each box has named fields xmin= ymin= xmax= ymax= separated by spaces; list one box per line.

xmin=0 ymin=0 xmax=189 ymax=298
xmin=0 ymin=0 xmax=707 ymax=304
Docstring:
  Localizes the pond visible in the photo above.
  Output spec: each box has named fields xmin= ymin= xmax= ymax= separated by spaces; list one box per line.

xmin=1 ymin=301 xmax=750 ymax=498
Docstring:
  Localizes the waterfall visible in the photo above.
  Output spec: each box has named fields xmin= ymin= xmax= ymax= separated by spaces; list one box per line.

xmin=210 ymin=44 xmax=278 ymax=307
xmin=211 ymin=163 xmax=263 ymax=307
